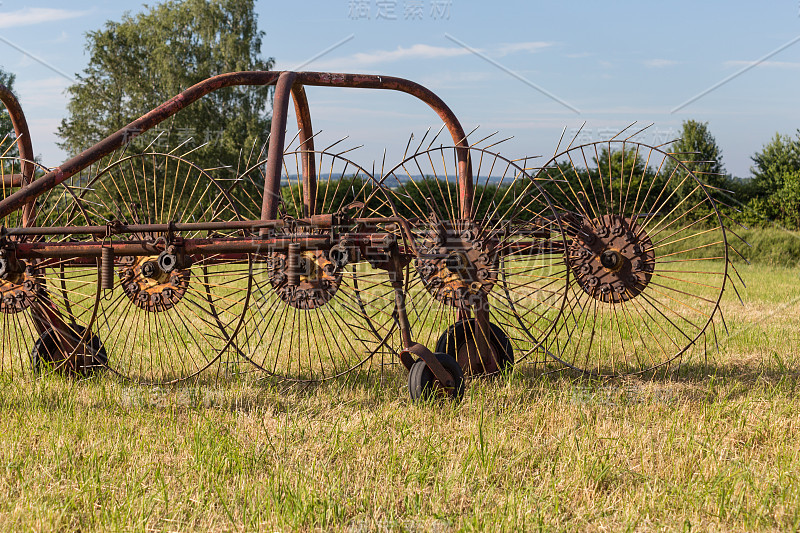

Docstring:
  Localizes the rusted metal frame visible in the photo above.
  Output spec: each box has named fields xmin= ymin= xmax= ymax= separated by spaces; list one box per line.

xmin=291 ymin=85 xmax=317 ymax=217
xmin=5 ymin=219 xmax=282 ymax=237
xmin=294 ymin=72 xmax=473 ymax=218
xmin=402 ymin=343 xmax=456 ymax=391
xmin=1 ymin=71 xmax=474 ymax=374
xmin=354 ymin=216 xmax=421 ymax=256
xmin=13 ymin=232 xmax=401 ymax=259
xmin=0 ymin=84 xmax=78 ymax=341
xmin=0 ymin=71 xmax=282 ymax=220
xmin=0 ymin=84 xmax=35 ymax=226
xmin=0 ymin=70 xmax=473 ymax=224
xmin=3 ymin=215 xmax=413 ymax=237
xmin=0 ymin=175 xmax=24 ymax=187
xmin=46 ymin=254 xmax=250 ymax=267
xmin=15 ymin=238 xmax=321 ymax=258
xmin=260 ymin=72 xmax=298 ymax=228
xmin=390 ymin=238 xmax=462 ymax=390
xmin=385 ymin=242 xmax=415 ymax=370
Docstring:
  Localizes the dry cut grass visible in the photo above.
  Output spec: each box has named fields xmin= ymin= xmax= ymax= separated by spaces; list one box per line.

xmin=0 ymin=263 xmax=799 ymax=532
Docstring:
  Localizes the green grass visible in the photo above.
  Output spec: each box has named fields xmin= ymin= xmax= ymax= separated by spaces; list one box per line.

xmin=660 ymin=224 xmax=800 ymax=267
xmin=1 ymin=262 xmax=800 ymax=531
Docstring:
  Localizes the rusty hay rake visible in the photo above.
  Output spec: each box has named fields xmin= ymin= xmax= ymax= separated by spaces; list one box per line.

xmin=0 ymin=71 xmax=742 ymax=401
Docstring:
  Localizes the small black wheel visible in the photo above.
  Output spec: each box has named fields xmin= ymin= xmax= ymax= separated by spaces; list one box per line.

xmin=31 ymin=324 xmax=107 ymax=377
xmin=435 ymin=319 xmax=514 ymax=375
xmin=408 ymin=352 xmax=465 ymax=402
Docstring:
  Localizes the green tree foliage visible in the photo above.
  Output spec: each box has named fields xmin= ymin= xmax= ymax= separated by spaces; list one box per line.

xmin=0 ymin=67 xmax=18 ymax=157
xmin=57 ymin=0 xmax=274 ymax=219
xmin=751 ymin=132 xmax=800 ymax=194
xmin=666 ymin=120 xmax=727 ymax=190
xmin=748 ymin=132 xmax=800 ymax=227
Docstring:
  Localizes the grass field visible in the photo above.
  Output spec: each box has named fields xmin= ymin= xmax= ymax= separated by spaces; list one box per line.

xmin=0 ymin=261 xmax=799 ymax=532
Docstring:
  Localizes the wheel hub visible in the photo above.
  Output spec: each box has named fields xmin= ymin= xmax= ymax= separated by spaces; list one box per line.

xmin=568 ymin=214 xmax=655 ymax=303
xmin=268 ymin=250 xmax=342 ymax=309
xmin=0 ymin=264 xmax=39 ymax=314
xmin=416 ymin=221 xmax=498 ymax=309
xmin=119 ymin=255 xmax=190 ymax=312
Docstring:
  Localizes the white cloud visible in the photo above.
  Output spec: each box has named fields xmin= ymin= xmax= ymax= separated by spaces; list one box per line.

xmin=0 ymin=8 xmax=88 ymax=29
xmin=725 ymin=60 xmax=800 ymax=69
xmin=293 ymin=41 xmax=557 ymax=71
xmin=329 ymin=44 xmax=471 ymax=69
xmin=495 ymin=41 xmax=553 ymax=56
xmin=644 ymin=59 xmax=679 ymax=68
xmin=282 ymin=43 xmax=472 ymax=71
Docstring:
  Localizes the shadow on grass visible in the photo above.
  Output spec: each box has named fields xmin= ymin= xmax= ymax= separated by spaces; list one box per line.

xmin=1 ymin=351 xmax=797 ymax=414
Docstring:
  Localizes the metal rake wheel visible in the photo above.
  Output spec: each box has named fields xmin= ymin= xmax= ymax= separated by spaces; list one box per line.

xmin=531 ymin=139 xmax=732 ymax=376
xmin=0 ymin=138 xmax=102 ymax=378
xmin=379 ymin=145 xmax=570 ymax=375
xmin=227 ymin=149 xmax=399 ymax=382
xmin=75 ymin=152 xmax=252 ymax=384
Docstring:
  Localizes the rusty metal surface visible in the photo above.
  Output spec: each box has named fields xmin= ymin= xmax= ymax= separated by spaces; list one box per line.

xmin=401 ymin=342 xmax=455 ymax=390
xmin=0 ymin=70 xmax=473 ymax=221
xmin=268 ymin=248 xmax=342 ymax=310
xmin=10 ymin=233 xmax=414 ymax=259
xmin=260 ymin=72 xmax=298 ymax=225
xmin=415 ymin=220 xmax=498 ymax=310
xmin=568 ymin=214 xmax=655 ymax=303
xmin=0 ymin=84 xmax=34 ymax=170
xmin=0 ymin=71 xmax=281 ymax=220
xmin=291 ymin=85 xmax=317 ymax=217
xmin=0 ymin=83 xmax=36 ymax=226
xmin=118 ymin=255 xmax=190 ymax=312
xmin=0 ymin=262 xmax=39 ymax=313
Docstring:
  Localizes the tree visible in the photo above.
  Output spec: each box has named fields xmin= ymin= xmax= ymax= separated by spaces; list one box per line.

xmin=57 ymin=0 xmax=274 ymax=174
xmin=666 ymin=120 xmax=727 ymax=191
xmin=750 ymin=132 xmax=800 ymax=195
xmin=749 ymin=132 xmax=800 ymax=227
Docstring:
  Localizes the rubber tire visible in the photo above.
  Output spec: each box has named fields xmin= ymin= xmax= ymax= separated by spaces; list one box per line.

xmin=435 ymin=319 xmax=514 ymax=373
xmin=31 ymin=324 xmax=107 ymax=377
xmin=408 ymin=352 xmax=465 ymax=402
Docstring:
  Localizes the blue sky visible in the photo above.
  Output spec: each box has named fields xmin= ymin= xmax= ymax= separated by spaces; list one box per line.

xmin=1 ymin=0 xmax=799 ymax=178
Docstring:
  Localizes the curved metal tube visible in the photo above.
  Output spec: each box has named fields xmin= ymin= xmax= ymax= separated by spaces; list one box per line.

xmin=293 ymin=72 xmax=473 ymax=218
xmin=0 ymin=72 xmax=281 ymax=219
xmin=291 ymin=85 xmax=316 ymax=217
xmin=0 ymin=83 xmax=36 ymax=225
xmin=0 ymin=70 xmax=473 ymax=221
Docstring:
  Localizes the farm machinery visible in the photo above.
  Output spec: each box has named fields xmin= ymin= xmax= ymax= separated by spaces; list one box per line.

xmin=0 ymin=71 xmax=738 ymax=400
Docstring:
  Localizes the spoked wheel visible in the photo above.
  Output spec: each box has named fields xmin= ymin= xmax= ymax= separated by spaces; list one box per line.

xmin=229 ymin=150 xmax=399 ymax=382
xmin=77 ymin=152 xmax=251 ymax=384
xmin=0 ymin=140 xmax=101 ymax=379
xmin=533 ymin=140 xmax=730 ymax=375
xmin=380 ymin=146 xmax=570 ymax=375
